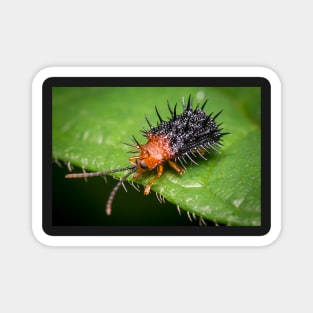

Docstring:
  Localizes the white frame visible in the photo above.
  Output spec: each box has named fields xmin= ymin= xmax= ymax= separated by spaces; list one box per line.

xmin=32 ymin=67 xmax=281 ymax=246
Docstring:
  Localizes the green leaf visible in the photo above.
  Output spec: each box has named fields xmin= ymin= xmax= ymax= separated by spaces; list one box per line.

xmin=52 ymin=86 xmax=261 ymax=226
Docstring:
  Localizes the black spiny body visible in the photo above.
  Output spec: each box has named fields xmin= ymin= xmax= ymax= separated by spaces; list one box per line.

xmin=144 ymin=95 xmax=228 ymax=167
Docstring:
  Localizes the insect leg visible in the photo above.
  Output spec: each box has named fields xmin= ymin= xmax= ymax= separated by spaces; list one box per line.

xmin=129 ymin=156 xmax=139 ymax=165
xmin=133 ymin=170 xmax=144 ymax=180
xmin=167 ymin=160 xmax=185 ymax=174
xmin=144 ymin=164 xmax=164 ymax=195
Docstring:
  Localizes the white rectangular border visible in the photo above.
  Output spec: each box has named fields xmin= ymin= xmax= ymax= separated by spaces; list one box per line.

xmin=32 ymin=66 xmax=281 ymax=246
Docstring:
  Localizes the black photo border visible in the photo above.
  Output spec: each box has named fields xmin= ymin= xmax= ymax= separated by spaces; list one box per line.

xmin=43 ymin=77 xmax=271 ymax=237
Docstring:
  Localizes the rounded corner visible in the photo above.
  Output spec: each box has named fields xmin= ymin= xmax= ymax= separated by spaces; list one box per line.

xmin=259 ymin=224 xmax=282 ymax=247
xmin=256 ymin=66 xmax=282 ymax=88
xmin=32 ymin=222 xmax=55 ymax=247
xmin=32 ymin=67 xmax=59 ymax=89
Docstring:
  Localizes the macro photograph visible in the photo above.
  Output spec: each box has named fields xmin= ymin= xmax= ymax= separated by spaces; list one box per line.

xmin=51 ymin=85 xmax=262 ymax=229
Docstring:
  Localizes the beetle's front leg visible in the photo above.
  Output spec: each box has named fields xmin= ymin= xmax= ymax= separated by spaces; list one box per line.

xmin=144 ymin=164 xmax=164 ymax=195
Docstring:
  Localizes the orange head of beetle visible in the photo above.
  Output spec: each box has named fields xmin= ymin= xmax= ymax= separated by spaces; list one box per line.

xmin=133 ymin=135 xmax=173 ymax=171
xmin=132 ymin=146 xmax=162 ymax=171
